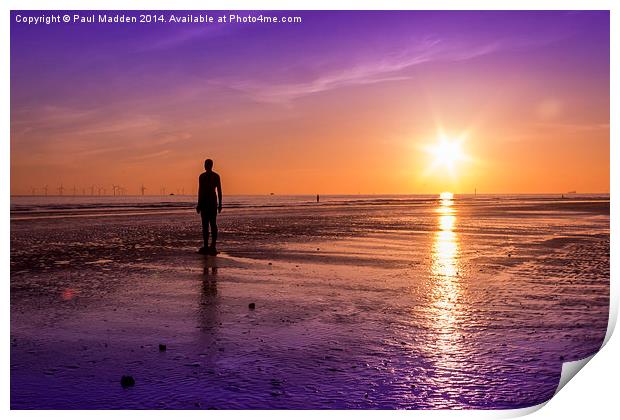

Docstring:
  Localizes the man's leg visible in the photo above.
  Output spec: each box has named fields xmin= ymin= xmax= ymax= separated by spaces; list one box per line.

xmin=201 ymin=212 xmax=210 ymax=249
xmin=209 ymin=211 xmax=218 ymax=250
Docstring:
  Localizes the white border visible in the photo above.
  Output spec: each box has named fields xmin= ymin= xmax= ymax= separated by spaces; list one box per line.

xmin=2 ymin=1 xmax=617 ymax=419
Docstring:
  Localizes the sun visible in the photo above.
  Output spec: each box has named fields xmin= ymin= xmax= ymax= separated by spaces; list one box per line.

xmin=422 ymin=131 xmax=470 ymax=176
xmin=429 ymin=140 xmax=463 ymax=169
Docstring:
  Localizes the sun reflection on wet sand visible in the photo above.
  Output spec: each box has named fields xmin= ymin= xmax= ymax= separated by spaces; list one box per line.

xmin=434 ymin=198 xmax=458 ymax=280
xmin=428 ymin=194 xmax=464 ymax=374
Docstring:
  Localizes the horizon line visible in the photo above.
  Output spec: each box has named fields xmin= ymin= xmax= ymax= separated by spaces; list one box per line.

xmin=9 ymin=192 xmax=611 ymax=198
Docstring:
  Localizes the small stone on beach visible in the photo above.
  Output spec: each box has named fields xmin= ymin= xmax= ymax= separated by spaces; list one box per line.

xmin=120 ymin=375 xmax=135 ymax=388
xmin=249 ymin=303 xmax=256 ymax=310
xmin=159 ymin=344 xmax=167 ymax=352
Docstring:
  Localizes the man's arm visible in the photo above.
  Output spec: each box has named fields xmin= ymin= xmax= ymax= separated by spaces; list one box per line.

xmin=196 ymin=175 xmax=203 ymax=213
xmin=217 ymin=175 xmax=223 ymax=213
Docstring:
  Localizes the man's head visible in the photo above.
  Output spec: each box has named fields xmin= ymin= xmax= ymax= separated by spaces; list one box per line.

xmin=204 ymin=159 xmax=214 ymax=171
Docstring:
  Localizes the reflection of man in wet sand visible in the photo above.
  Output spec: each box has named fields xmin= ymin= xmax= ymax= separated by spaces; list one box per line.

xmin=199 ymin=263 xmax=220 ymax=337
xmin=196 ymin=159 xmax=222 ymax=255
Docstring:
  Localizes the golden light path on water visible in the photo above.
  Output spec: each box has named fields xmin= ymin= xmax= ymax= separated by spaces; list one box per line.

xmin=429 ymin=192 xmax=464 ymax=374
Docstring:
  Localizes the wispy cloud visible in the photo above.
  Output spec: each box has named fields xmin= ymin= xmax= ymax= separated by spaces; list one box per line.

xmin=137 ymin=25 xmax=232 ymax=52
xmin=11 ymin=103 xmax=195 ymax=166
xmin=534 ymin=122 xmax=610 ymax=132
xmin=12 ymin=106 xmax=159 ymax=139
xmin=226 ymin=37 xmax=505 ymax=104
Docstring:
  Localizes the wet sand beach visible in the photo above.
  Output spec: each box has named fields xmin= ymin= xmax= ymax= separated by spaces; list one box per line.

xmin=10 ymin=195 xmax=609 ymax=409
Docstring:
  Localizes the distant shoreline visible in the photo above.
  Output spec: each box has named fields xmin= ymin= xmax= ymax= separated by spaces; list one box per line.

xmin=8 ymin=192 xmax=612 ymax=198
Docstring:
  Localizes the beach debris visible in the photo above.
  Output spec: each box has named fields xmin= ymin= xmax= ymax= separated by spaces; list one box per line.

xmin=249 ymin=302 xmax=256 ymax=310
xmin=270 ymin=378 xmax=284 ymax=387
xmin=185 ymin=362 xmax=201 ymax=367
xmin=159 ymin=344 xmax=167 ymax=352
xmin=268 ymin=262 xmax=272 ymax=266
xmin=120 ymin=375 xmax=135 ymax=388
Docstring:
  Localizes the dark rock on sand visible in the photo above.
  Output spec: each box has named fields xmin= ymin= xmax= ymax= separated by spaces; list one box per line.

xmin=120 ymin=375 xmax=135 ymax=388
xmin=249 ymin=303 xmax=256 ymax=310
xmin=159 ymin=344 xmax=167 ymax=352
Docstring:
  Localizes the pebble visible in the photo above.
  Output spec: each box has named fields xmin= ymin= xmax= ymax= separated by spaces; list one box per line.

xmin=159 ymin=344 xmax=167 ymax=352
xmin=249 ymin=303 xmax=256 ymax=310
xmin=120 ymin=375 xmax=135 ymax=388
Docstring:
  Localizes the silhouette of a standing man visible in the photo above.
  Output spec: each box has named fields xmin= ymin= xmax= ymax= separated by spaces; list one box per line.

xmin=196 ymin=159 xmax=222 ymax=255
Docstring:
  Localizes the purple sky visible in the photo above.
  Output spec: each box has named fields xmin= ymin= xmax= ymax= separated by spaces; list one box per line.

xmin=11 ymin=11 xmax=609 ymax=194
